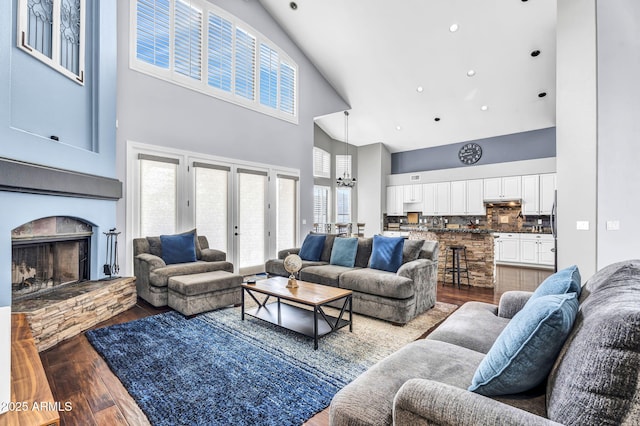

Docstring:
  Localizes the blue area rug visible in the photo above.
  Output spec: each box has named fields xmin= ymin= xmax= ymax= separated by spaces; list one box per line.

xmin=87 ymin=302 xmax=456 ymax=425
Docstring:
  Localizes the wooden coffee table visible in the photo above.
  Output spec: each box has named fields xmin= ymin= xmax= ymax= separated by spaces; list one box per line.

xmin=241 ymin=276 xmax=352 ymax=349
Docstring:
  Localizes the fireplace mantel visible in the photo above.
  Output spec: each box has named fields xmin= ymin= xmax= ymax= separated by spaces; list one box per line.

xmin=0 ymin=157 xmax=122 ymax=201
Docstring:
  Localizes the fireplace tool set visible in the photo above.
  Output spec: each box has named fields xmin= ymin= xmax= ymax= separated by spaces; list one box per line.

xmin=103 ymin=228 xmax=120 ymax=279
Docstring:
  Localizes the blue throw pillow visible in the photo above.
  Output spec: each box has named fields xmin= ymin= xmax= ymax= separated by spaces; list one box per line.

xmin=529 ymin=265 xmax=582 ymax=303
xmin=369 ymin=235 xmax=405 ymax=273
xmin=330 ymin=237 xmax=359 ymax=267
xmin=469 ymin=292 xmax=579 ymax=396
xmin=160 ymin=233 xmax=197 ymax=265
xmin=299 ymin=234 xmax=326 ymax=261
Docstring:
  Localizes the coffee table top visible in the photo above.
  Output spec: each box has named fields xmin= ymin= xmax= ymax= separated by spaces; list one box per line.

xmin=242 ymin=276 xmax=352 ymax=306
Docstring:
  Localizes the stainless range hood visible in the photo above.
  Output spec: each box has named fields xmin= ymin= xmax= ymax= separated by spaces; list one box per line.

xmin=483 ymin=199 xmax=522 ymax=207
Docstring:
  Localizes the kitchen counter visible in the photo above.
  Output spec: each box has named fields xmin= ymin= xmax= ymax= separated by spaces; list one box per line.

xmin=409 ymin=229 xmax=495 ymax=288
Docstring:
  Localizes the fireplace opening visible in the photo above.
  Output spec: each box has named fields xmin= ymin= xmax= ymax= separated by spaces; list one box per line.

xmin=11 ymin=217 xmax=92 ymax=301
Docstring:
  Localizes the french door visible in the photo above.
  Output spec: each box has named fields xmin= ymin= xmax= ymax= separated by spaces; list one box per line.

xmin=235 ymin=168 xmax=269 ymax=275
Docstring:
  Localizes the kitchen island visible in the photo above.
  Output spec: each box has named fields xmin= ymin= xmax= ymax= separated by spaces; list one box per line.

xmin=409 ymin=228 xmax=495 ymax=288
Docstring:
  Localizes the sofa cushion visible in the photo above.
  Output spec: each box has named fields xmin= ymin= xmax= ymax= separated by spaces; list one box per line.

xmin=330 ymin=237 xmax=359 ymax=267
xmin=354 ymin=237 xmax=373 ymax=268
xmin=403 ymin=239 xmax=423 ymax=263
xmin=300 ymin=264 xmax=356 ymax=287
xmin=149 ymin=261 xmax=234 ymax=287
xmin=469 ymin=292 xmax=579 ymax=396
xmin=299 ymin=234 xmax=326 ymax=261
xmin=547 ymin=260 xmax=640 ymax=425
xmin=265 ymin=259 xmax=327 ymax=278
xmin=340 ymin=268 xmax=414 ymax=299
xmin=369 ymin=235 xmax=404 ymax=273
xmin=528 ymin=264 xmax=581 ymax=304
xmin=160 ymin=233 xmax=197 ymax=265
xmin=147 ymin=229 xmax=203 ymax=259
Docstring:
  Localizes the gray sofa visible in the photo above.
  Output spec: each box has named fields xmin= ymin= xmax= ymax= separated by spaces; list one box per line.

xmin=265 ymin=235 xmax=439 ymax=324
xmin=330 ymin=259 xmax=640 ymax=425
xmin=133 ymin=235 xmax=234 ymax=307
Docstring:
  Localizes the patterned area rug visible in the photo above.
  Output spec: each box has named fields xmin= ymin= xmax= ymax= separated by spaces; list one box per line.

xmin=87 ymin=302 xmax=457 ymax=425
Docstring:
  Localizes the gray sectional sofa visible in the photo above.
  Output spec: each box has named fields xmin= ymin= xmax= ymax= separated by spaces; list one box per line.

xmin=265 ymin=235 xmax=439 ymax=324
xmin=133 ymin=235 xmax=234 ymax=307
xmin=330 ymin=259 xmax=640 ymax=425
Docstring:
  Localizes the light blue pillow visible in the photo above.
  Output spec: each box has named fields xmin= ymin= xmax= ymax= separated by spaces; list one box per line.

xmin=529 ymin=265 xmax=582 ymax=303
xmin=299 ymin=234 xmax=326 ymax=261
xmin=330 ymin=237 xmax=358 ymax=267
xmin=469 ymin=292 xmax=579 ymax=396
xmin=160 ymin=233 xmax=197 ymax=265
xmin=369 ymin=235 xmax=404 ymax=273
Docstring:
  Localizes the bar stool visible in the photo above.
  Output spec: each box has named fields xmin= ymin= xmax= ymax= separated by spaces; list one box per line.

xmin=444 ymin=245 xmax=470 ymax=288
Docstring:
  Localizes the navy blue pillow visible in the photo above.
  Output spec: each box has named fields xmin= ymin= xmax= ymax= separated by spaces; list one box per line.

xmin=160 ymin=233 xmax=197 ymax=265
xmin=299 ymin=234 xmax=326 ymax=261
xmin=369 ymin=235 xmax=405 ymax=273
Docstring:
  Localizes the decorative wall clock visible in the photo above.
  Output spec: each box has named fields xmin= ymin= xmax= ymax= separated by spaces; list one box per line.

xmin=458 ymin=143 xmax=482 ymax=165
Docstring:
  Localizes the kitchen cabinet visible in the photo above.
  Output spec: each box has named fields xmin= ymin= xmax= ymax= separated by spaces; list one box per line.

xmin=484 ymin=176 xmax=522 ymax=200
xmin=403 ymin=184 xmax=422 ymax=203
xmin=521 ymin=173 xmax=556 ymax=215
xmin=520 ymin=234 xmax=555 ymax=266
xmin=386 ymin=186 xmax=404 ymax=216
xmin=450 ymin=179 xmax=485 ymax=215
xmin=423 ymin=182 xmax=450 ymax=216
xmin=539 ymin=173 xmax=556 ymax=215
xmin=495 ymin=233 xmax=520 ymax=263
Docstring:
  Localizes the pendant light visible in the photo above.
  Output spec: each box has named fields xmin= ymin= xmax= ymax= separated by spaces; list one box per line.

xmin=336 ymin=111 xmax=356 ymax=188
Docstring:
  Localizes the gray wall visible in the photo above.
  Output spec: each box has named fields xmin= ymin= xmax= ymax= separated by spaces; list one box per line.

xmin=116 ymin=0 xmax=347 ymax=266
xmin=556 ymin=0 xmax=598 ymax=278
xmin=596 ymin=0 xmax=640 ymax=267
xmin=313 ymin=124 xmax=358 ymax=223
xmin=357 ymin=143 xmax=391 ymax=236
xmin=392 ymin=127 xmax=556 ymax=174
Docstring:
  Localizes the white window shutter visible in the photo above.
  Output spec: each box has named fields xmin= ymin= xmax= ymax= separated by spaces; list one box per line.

xmin=313 ymin=147 xmax=331 ymax=178
xmin=174 ymin=0 xmax=202 ymax=80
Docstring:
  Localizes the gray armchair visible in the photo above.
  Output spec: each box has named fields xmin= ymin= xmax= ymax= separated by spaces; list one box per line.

xmin=133 ymin=235 xmax=233 ymax=307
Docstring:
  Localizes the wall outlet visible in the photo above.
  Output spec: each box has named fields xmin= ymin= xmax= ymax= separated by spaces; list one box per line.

xmin=302 ymin=219 xmax=307 ymax=225
xmin=444 ymin=218 xmax=448 ymax=224
xmin=475 ymin=219 xmax=479 ymax=224
xmin=576 ymin=221 xmax=590 ymax=231
xmin=606 ymin=220 xmax=620 ymax=231
xmin=537 ymin=219 xmax=543 ymax=225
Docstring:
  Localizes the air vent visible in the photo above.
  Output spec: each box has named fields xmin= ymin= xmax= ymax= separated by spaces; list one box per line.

xmin=410 ymin=175 xmax=421 ymax=182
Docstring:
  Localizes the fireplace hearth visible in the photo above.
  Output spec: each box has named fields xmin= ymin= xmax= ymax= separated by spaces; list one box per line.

xmin=11 ymin=217 xmax=92 ymax=302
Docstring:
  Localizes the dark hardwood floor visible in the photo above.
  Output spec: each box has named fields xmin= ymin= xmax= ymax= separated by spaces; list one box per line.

xmin=38 ymin=265 xmax=551 ymax=426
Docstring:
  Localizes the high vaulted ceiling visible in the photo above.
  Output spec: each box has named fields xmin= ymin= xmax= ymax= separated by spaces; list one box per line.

xmin=258 ymin=0 xmax=557 ymax=153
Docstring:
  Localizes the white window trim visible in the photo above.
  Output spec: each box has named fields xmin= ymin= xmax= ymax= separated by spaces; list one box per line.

xmin=16 ymin=0 xmax=86 ymax=84
xmin=129 ymin=0 xmax=298 ymax=124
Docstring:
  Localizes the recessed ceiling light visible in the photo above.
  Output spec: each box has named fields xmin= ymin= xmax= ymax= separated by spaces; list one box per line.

xmin=449 ymin=24 xmax=459 ymax=32
xmin=531 ymin=49 xmax=541 ymax=57
xmin=481 ymin=105 xmax=489 ymax=111
xmin=538 ymin=92 xmax=547 ymax=98
xmin=434 ymin=117 xmax=441 ymax=122
xmin=416 ymin=86 xmax=424 ymax=93
xmin=467 ymin=70 xmax=476 ymax=77
xmin=289 ymin=2 xmax=298 ymax=10
xmin=396 ymin=125 xmax=402 ymax=131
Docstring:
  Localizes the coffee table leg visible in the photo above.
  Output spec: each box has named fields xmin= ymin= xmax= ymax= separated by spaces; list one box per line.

xmin=241 ymin=288 xmax=245 ymax=320
xmin=314 ymin=307 xmax=319 ymax=350
xmin=349 ymin=295 xmax=353 ymax=332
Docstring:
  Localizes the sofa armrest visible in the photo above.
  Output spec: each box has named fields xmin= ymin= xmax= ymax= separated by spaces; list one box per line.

xmin=498 ymin=291 xmax=534 ymax=318
xmin=200 ymin=248 xmax=226 ymax=262
xmin=393 ymin=379 xmax=559 ymax=426
xmin=397 ymin=259 xmax=438 ymax=316
xmin=135 ymin=253 xmax=166 ymax=270
xmin=277 ymin=248 xmax=300 ymax=259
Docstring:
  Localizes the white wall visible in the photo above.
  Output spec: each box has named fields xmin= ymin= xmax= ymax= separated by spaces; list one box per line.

xmin=556 ymin=0 xmax=598 ymax=278
xmin=0 ymin=306 xmax=8 ymax=414
xmin=116 ymin=0 xmax=347 ymax=270
xmin=596 ymin=0 xmax=640 ymax=267
xmin=357 ymin=143 xmax=391 ymax=236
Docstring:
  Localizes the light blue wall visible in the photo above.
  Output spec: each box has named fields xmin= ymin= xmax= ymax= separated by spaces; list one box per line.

xmin=1 ymin=0 xmax=117 ymax=177
xmin=391 ymin=127 xmax=556 ymax=174
xmin=116 ymin=0 xmax=348 ymax=267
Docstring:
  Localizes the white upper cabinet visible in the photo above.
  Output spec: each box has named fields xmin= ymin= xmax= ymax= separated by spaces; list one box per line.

xmin=483 ymin=176 xmax=521 ymax=200
xmin=423 ymin=182 xmax=450 ymax=215
xmin=521 ymin=173 xmax=556 ymax=215
xmin=539 ymin=173 xmax=556 ymax=215
xmin=450 ymin=179 xmax=485 ymax=215
xmin=403 ymin=184 xmax=423 ymax=203
xmin=386 ymin=186 xmax=404 ymax=216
